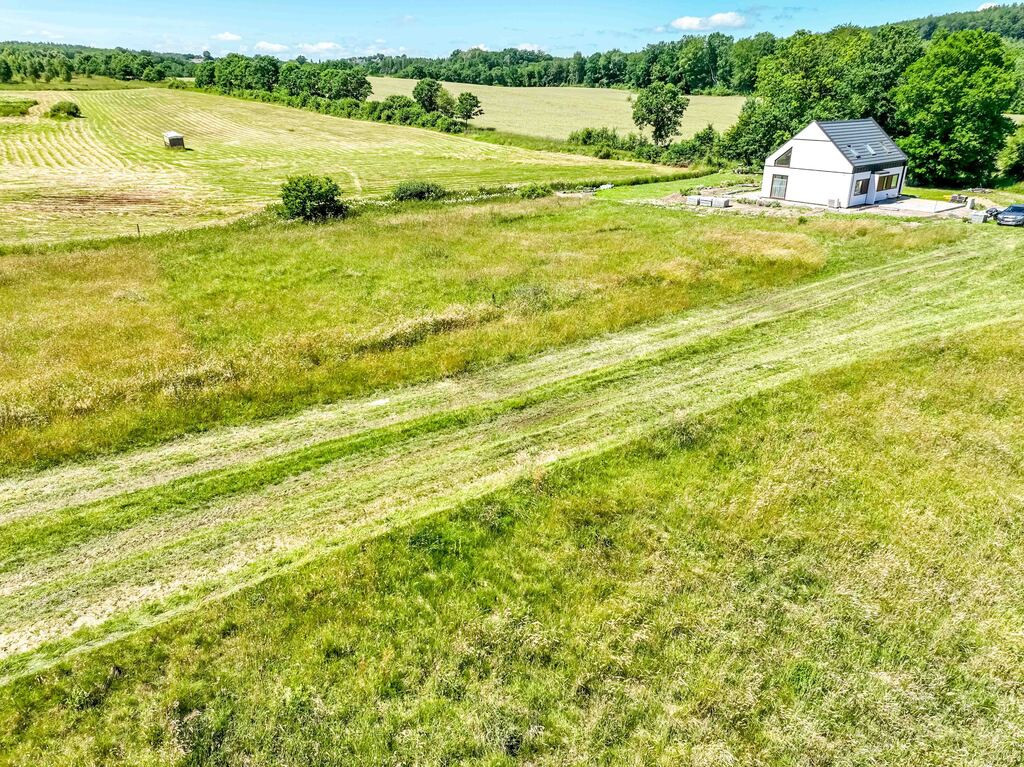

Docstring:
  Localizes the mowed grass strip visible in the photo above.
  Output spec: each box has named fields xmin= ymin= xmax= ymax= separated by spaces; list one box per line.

xmin=3 ymin=320 xmax=1023 ymax=764
xmin=0 ymin=87 xmax=673 ymax=242
xmin=368 ymin=76 xmax=746 ymax=140
xmin=0 ymin=220 xmax=1020 ymax=680
xmin=0 ymin=197 xmax=858 ymax=473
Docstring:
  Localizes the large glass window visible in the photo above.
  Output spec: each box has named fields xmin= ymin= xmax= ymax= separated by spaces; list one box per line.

xmin=876 ymin=174 xmax=898 ymax=192
xmin=854 ymin=178 xmax=869 ymax=196
xmin=775 ymin=148 xmax=792 ymax=167
xmin=770 ymin=174 xmax=788 ymax=199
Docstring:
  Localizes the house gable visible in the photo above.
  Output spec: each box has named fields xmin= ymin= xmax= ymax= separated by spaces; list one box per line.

xmin=765 ymin=123 xmax=853 ymax=173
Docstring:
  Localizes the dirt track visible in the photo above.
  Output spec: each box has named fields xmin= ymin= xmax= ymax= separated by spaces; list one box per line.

xmin=2 ymin=233 xmax=1022 ymax=680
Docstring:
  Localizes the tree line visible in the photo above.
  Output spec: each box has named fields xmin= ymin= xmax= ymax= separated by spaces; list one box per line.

xmin=0 ymin=42 xmax=195 ymax=84
xmin=193 ymin=55 xmax=484 ymax=133
xmin=350 ymin=37 xmax=775 ymax=94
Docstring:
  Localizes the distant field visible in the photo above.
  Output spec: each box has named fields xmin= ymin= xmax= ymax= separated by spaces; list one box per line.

xmin=0 ymin=88 xmax=672 ymax=242
xmin=368 ymin=76 xmax=745 ymax=140
xmin=0 ymin=75 xmax=160 ymax=91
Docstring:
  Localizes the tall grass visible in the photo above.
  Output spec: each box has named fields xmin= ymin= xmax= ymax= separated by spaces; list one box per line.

xmin=0 ymin=196 xmax=876 ymax=473
xmin=4 ymin=320 xmax=1023 ymax=764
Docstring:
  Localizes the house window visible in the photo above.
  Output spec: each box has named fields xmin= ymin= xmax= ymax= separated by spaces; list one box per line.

xmin=854 ymin=178 xmax=869 ymax=196
xmin=876 ymin=174 xmax=898 ymax=192
xmin=770 ymin=174 xmax=788 ymax=199
xmin=775 ymin=148 xmax=792 ymax=167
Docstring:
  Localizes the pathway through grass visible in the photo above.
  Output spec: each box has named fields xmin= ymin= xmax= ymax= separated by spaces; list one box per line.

xmin=1 ymin=229 xmax=1022 ymax=681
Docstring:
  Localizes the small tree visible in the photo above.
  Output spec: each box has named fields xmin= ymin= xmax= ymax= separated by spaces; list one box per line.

xmin=413 ymin=78 xmax=455 ymax=114
xmin=454 ymin=92 xmax=484 ymax=120
xmin=280 ymin=175 xmax=348 ymax=221
xmin=0 ymin=59 xmax=11 ymax=84
xmin=632 ymin=82 xmax=689 ymax=146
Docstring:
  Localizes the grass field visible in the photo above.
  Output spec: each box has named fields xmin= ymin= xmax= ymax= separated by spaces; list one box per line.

xmin=0 ymin=197 xmax=844 ymax=472
xmin=0 ymin=88 xmax=673 ymax=242
xmin=368 ymin=76 xmax=745 ymax=140
xmin=1 ymin=201 xmax=1023 ymax=761
xmin=0 ymin=75 xmax=162 ymax=92
xmin=5 ymin=69 xmax=1024 ymax=764
xmin=1 ymin=198 xmax=1022 ymax=675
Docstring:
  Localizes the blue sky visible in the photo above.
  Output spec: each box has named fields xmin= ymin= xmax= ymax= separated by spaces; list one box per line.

xmin=1 ymin=1 xmax=994 ymax=58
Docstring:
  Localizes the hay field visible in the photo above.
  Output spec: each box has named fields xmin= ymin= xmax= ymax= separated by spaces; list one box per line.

xmin=368 ymin=76 xmax=746 ymax=139
xmin=0 ymin=88 xmax=670 ymax=242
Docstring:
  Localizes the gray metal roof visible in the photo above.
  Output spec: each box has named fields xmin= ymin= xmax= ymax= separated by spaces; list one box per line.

xmin=815 ymin=118 xmax=907 ymax=172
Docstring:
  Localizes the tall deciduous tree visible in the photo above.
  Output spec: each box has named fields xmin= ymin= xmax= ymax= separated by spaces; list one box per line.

xmin=632 ymin=82 xmax=689 ymax=146
xmin=412 ymin=78 xmax=450 ymax=113
xmin=894 ymin=29 xmax=1016 ymax=185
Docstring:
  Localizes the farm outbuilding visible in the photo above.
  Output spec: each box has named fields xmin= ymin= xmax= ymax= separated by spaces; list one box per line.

xmin=163 ymin=131 xmax=186 ymax=149
xmin=761 ymin=118 xmax=907 ymax=208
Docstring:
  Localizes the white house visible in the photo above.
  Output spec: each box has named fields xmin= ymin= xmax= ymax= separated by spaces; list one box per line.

xmin=760 ymin=118 xmax=908 ymax=208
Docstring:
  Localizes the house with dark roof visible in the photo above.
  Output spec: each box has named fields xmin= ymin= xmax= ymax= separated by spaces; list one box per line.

xmin=760 ymin=118 xmax=908 ymax=208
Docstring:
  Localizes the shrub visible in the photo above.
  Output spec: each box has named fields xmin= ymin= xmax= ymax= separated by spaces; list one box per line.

xmin=167 ymin=78 xmax=189 ymax=90
xmin=391 ymin=181 xmax=450 ymax=202
xmin=568 ymin=127 xmax=623 ymax=147
xmin=516 ymin=183 xmax=553 ymax=200
xmin=594 ymin=146 xmax=614 ymax=160
xmin=280 ymin=175 xmax=348 ymax=221
xmin=45 ymin=101 xmax=82 ymax=119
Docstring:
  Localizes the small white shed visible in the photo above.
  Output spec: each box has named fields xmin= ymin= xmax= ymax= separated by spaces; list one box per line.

xmin=761 ymin=118 xmax=907 ymax=208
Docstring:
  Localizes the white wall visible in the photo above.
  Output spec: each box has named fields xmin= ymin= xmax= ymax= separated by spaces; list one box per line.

xmin=761 ymin=124 xmax=860 ymax=207
xmin=761 ymin=166 xmax=856 ymax=207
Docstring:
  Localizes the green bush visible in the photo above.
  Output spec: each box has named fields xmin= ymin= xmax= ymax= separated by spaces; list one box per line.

xmin=167 ymin=78 xmax=189 ymax=90
xmin=999 ymin=124 xmax=1024 ymax=180
xmin=45 ymin=101 xmax=82 ymax=119
xmin=517 ymin=183 xmax=553 ymax=199
xmin=391 ymin=181 xmax=450 ymax=202
xmin=280 ymin=175 xmax=348 ymax=221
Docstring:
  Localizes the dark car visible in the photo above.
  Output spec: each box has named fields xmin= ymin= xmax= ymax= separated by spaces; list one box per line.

xmin=995 ymin=205 xmax=1024 ymax=226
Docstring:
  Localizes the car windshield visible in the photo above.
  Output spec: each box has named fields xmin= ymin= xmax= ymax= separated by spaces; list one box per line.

xmin=1005 ymin=206 xmax=1024 ymax=213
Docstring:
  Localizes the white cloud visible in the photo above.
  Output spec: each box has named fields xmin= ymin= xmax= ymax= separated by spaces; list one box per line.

xmin=254 ymin=41 xmax=288 ymax=53
xmin=517 ymin=43 xmax=543 ymax=52
xmin=670 ymin=11 xmax=747 ymax=31
xmin=297 ymin=41 xmax=343 ymax=55
xmin=470 ymin=43 xmax=489 ymax=51
xmin=212 ymin=31 xmax=241 ymax=41
xmin=977 ymin=2 xmax=998 ymax=9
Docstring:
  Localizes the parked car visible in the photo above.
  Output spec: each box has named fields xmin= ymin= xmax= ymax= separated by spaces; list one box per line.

xmin=994 ymin=205 xmax=1024 ymax=226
